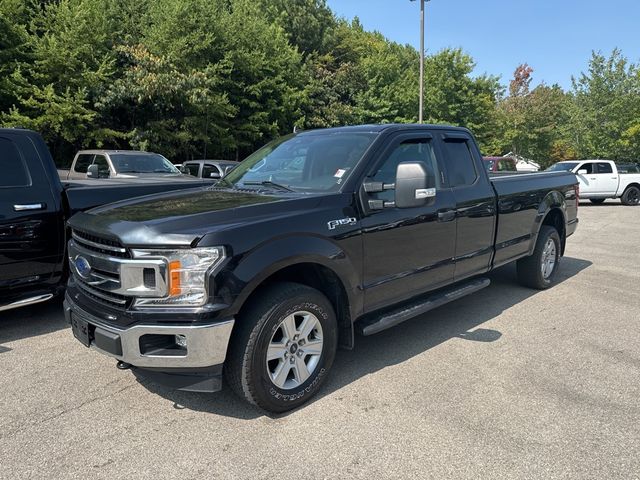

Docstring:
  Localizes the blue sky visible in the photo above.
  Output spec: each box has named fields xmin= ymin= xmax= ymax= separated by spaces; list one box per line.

xmin=326 ymin=0 xmax=640 ymax=90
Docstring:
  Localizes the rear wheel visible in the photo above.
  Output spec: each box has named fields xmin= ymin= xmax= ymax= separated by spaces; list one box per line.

xmin=225 ymin=282 xmax=338 ymax=413
xmin=517 ymin=225 xmax=561 ymax=290
xmin=589 ymin=198 xmax=606 ymax=205
xmin=621 ymin=186 xmax=640 ymax=206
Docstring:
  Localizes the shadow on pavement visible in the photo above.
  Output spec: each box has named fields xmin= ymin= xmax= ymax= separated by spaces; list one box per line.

xmin=145 ymin=256 xmax=592 ymax=419
xmin=0 ymin=296 xmax=66 ymax=346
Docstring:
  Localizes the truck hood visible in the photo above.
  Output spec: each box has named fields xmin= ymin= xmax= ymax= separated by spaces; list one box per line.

xmin=67 ymin=187 xmax=324 ymax=248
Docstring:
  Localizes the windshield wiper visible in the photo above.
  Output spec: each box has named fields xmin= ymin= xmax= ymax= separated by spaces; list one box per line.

xmin=241 ymin=181 xmax=295 ymax=192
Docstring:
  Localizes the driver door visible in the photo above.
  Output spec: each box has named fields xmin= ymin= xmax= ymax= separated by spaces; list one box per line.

xmin=360 ymin=133 xmax=457 ymax=313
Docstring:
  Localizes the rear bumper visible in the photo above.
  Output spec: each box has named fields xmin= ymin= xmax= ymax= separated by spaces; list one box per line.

xmin=64 ymin=294 xmax=234 ymax=370
xmin=567 ymin=217 xmax=579 ymax=237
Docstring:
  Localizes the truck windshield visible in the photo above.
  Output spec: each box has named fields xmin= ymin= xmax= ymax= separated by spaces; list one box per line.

xmin=110 ymin=153 xmax=180 ymax=174
xmin=219 ymin=132 xmax=377 ymax=192
xmin=546 ymin=162 xmax=578 ymax=172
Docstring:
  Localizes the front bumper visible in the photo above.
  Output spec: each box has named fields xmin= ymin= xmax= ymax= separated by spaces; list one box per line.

xmin=64 ymin=294 xmax=234 ymax=370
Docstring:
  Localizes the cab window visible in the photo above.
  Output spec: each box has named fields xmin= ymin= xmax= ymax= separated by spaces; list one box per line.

xmin=369 ymin=138 xmax=439 ymax=203
xmin=184 ymin=164 xmax=200 ymax=176
xmin=442 ymin=139 xmax=477 ymax=187
xmin=203 ymin=164 xmax=222 ymax=178
xmin=578 ymin=163 xmax=593 ymax=174
xmin=595 ymin=162 xmax=613 ymax=174
xmin=0 ymin=137 xmax=30 ymax=187
xmin=74 ymin=154 xmax=94 ymax=173
xmin=93 ymin=155 xmax=110 ymax=177
xmin=497 ymin=159 xmax=516 ymax=171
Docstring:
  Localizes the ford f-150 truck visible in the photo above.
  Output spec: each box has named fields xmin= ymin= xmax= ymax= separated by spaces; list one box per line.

xmin=0 ymin=128 xmax=208 ymax=312
xmin=64 ymin=124 xmax=579 ymax=412
xmin=547 ymin=159 xmax=640 ymax=205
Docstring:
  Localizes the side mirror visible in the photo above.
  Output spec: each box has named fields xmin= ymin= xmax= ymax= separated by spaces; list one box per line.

xmin=87 ymin=164 xmax=99 ymax=178
xmin=395 ymin=161 xmax=435 ymax=208
xmin=577 ymin=169 xmax=588 ymax=175
xmin=209 ymin=172 xmax=221 ymax=179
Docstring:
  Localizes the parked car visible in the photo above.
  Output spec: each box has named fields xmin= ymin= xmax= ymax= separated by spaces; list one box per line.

xmin=0 ymin=129 xmax=209 ymax=313
xmin=483 ymin=156 xmax=518 ymax=173
xmin=59 ymin=150 xmax=186 ymax=180
xmin=181 ymin=159 xmax=238 ymax=179
xmin=547 ymin=160 xmax=640 ymax=205
xmin=64 ymin=124 xmax=578 ymax=412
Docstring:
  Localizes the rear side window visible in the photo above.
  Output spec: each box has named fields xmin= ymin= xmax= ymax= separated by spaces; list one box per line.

xmin=0 ymin=137 xmax=30 ymax=187
xmin=74 ymin=154 xmax=94 ymax=173
xmin=595 ymin=162 xmax=613 ymax=174
xmin=442 ymin=139 xmax=477 ymax=187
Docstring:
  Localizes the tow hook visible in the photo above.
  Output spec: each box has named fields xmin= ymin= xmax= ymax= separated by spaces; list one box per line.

xmin=116 ymin=361 xmax=131 ymax=370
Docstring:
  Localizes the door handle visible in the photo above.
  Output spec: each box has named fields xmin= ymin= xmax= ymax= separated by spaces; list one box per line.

xmin=438 ymin=209 xmax=456 ymax=222
xmin=13 ymin=203 xmax=46 ymax=212
xmin=589 ymin=177 xmax=596 ymax=180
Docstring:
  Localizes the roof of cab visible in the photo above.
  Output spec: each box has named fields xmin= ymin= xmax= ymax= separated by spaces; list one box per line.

xmin=76 ymin=150 xmax=161 ymax=155
xmin=296 ymin=123 xmax=470 ymax=136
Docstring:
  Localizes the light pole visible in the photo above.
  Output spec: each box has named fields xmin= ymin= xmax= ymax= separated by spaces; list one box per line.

xmin=411 ymin=0 xmax=429 ymax=123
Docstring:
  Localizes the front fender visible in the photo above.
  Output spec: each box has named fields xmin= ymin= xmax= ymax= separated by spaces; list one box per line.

xmin=216 ymin=234 xmax=362 ymax=319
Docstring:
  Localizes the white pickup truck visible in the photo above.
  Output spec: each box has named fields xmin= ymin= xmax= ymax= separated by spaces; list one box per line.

xmin=547 ymin=160 xmax=640 ymax=205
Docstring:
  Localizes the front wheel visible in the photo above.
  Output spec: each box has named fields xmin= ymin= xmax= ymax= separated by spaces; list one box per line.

xmin=225 ymin=282 xmax=338 ymax=413
xmin=517 ymin=225 xmax=561 ymax=290
xmin=621 ymin=186 xmax=640 ymax=206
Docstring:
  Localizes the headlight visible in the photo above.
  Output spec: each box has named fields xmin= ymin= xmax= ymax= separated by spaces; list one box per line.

xmin=131 ymin=247 xmax=225 ymax=308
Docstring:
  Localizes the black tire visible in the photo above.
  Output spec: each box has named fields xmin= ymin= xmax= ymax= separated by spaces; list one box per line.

xmin=516 ymin=225 xmax=561 ymax=290
xmin=225 ymin=282 xmax=338 ymax=413
xmin=589 ymin=198 xmax=606 ymax=205
xmin=621 ymin=186 xmax=640 ymax=206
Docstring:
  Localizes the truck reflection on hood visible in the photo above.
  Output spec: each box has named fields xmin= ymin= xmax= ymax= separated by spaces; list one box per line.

xmin=92 ymin=188 xmax=281 ymax=222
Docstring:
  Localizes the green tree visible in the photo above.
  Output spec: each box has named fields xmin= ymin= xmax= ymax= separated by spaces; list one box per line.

xmin=569 ymin=49 xmax=640 ymax=160
xmin=495 ymin=64 xmax=573 ymax=165
xmin=422 ymin=48 xmax=502 ymax=152
xmin=258 ymin=0 xmax=336 ymax=56
xmin=1 ymin=0 xmax=125 ymax=162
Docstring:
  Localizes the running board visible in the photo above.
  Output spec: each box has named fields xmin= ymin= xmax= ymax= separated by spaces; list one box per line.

xmin=0 ymin=293 xmax=54 ymax=313
xmin=357 ymin=278 xmax=491 ymax=336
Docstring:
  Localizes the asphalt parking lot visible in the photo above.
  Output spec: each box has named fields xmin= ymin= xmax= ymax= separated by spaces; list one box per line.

xmin=1 ymin=201 xmax=639 ymax=480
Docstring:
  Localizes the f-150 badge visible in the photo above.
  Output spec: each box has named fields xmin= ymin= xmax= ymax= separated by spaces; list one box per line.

xmin=327 ymin=217 xmax=357 ymax=230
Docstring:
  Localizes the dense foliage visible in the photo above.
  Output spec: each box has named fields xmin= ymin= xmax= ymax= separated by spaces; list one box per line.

xmin=1 ymin=0 xmax=639 ymax=167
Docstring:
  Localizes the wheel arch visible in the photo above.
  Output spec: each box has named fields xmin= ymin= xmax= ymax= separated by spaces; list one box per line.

xmin=530 ymin=190 xmax=567 ymax=255
xmin=219 ymin=236 xmax=361 ymax=350
xmin=621 ymin=182 xmax=640 ymax=200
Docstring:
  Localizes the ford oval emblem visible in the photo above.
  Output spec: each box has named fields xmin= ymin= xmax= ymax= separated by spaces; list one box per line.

xmin=75 ymin=256 xmax=92 ymax=279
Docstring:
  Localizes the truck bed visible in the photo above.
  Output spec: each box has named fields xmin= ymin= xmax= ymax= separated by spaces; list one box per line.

xmin=490 ymin=171 xmax=578 ymax=267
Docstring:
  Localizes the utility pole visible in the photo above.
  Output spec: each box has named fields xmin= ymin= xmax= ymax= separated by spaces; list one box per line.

xmin=411 ymin=0 xmax=429 ymax=123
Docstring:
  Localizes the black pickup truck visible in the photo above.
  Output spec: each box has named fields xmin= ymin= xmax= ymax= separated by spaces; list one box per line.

xmin=64 ymin=124 xmax=579 ymax=412
xmin=0 ymin=128 xmax=208 ymax=312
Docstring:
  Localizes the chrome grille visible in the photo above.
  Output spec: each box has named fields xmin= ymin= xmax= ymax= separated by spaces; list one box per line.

xmin=72 ymin=230 xmax=130 ymax=258
xmin=75 ymin=279 xmax=129 ymax=308
xmin=68 ymin=231 xmax=168 ymax=310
